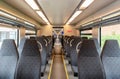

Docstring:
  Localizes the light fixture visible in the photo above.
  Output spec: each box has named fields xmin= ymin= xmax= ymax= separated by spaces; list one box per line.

xmin=24 ymin=21 xmax=35 ymax=27
xmin=25 ymin=0 xmax=39 ymax=10
xmin=36 ymin=11 xmax=50 ymax=24
xmin=0 ymin=11 xmax=16 ymax=19
xmin=66 ymin=10 xmax=82 ymax=24
xmin=79 ymin=0 xmax=94 ymax=9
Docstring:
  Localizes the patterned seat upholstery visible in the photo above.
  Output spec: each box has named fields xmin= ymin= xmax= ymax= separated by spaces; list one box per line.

xmin=0 ymin=39 xmax=19 ymax=79
xmin=78 ymin=40 xmax=105 ymax=79
xmin=15 ymin=39 xmax=41 ymax=79
xmin=18 ymin=37 xmax=27 ymax=57
xmin=69 ymin=37 xmax=81 ymax=76
xmin=90 ymin=38 xmax=101 ymax=56
xmin=36 ymin=37 xmax=48 ymax=76
xmin=101 ymin=40 xmax=120 ymax=79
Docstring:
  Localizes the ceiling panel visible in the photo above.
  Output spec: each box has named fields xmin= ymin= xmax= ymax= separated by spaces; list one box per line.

xmin=2 ymin=0 xmax=116 ymax=27
xmin=3 ymin=0 xmax=46 ymax=24
xmin=71 ymin=0 xmax=115 ymax=25
xmin=37 ymin=0 xmax=81 ymax=25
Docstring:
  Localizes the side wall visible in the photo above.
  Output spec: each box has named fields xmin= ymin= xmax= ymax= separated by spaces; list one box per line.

xmin=37 ymin=25 xmax=53 ymax=36
xmin=63 ymin=25 xmax=80 ymax=36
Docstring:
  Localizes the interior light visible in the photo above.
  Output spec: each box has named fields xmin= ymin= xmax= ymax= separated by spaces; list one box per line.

xmin=0 ymin=11 xmax=16 ymax=19
xmin=24 ymin=21 xmax=35 ymax=27
xmin=79 ymin=0 xmax=94 ymax=9
xmin=36 ymin=11 xmax=50 ymax=24
xmin=36 ymin=11 xmax=45 ymax=18
xmin=66 ymin=10 xmax=82 ymax=24
xmin=25 ymin=0 xmax=39 ymax=10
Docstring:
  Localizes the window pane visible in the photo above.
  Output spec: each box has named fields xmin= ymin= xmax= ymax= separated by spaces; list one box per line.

xmin=81 ymin=30 xmax=92 ymax=39
xmin=81 ymin=35 xmax=92 ymax=39
xmin=0 ymin=27 xmax=17 ymax=48
xmin=101 ymin=24 xmax=120 ymax=48
xmin=25 ymin=30 xmax=36 ymax=38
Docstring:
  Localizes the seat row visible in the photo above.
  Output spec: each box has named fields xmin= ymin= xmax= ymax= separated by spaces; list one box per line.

xmin=0 ymin=36 xmax=53 ymax=79
xmin=63 ymin=36 xmax=120 ymax=79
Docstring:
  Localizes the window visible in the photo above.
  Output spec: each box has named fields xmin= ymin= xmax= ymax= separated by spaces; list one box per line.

xmin=81 ymin=29 xmax=92 ymax=39
xmin=0 ymin=27 xmax=17 ymax=48
xmin=25 ymin=30 xmax=36 ymax=38
xmin=101 ymin=24 xmax=120 ymax=48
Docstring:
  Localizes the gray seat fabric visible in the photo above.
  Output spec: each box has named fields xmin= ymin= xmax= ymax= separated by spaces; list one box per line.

xmin=15 ymin=39 xmax=41 ymax=79
xmin=36 ymin=37 xmax=48 ymax=76
xmin=18 ymin=37 xmax=27 ymax=57
xmin=69 ymin=37 xmax=81 ymax=76
xmin=0 ymin=39 xmax=19 ymax=79
xmin=101 ymin=40 xmax=120 ymax=79
xmin=78 ymin=40 xmax=105 ymax=79
xmin=90 ymin=38 xmax=101 ymax=56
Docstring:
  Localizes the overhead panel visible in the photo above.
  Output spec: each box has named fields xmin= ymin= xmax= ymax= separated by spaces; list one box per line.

xmin=72 ymin=0 xmax=115 ymax=25
xmin=37 ymin=0 xmax=81 ymax=25
xmin=3 ymin=0 xmax=46 ymax=24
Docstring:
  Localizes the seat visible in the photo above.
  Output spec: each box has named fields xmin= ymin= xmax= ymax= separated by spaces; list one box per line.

xmin=78 ymin=40 xmax=105 ymax=79
xmin=65 ymin=37 xmax=73 ymax=57
xmin=18 ymin=37 xmax=27 ymax=57
xmin=69 ymin=37 xmax=81 ymax=76
xmin=0 ymin=39 xmax=19 ymax=79
xmin=101 ymin=40 xmax=120 ymax=79
xmin=36 ymin=37 xmax=48 ymax=76
xmin=15 ymin=39 xmax=41 ymax=79
xmin=45 ymin=36 xmax=53 ymax=56
xmin=90 ymin=38 xmax=101 ymax=56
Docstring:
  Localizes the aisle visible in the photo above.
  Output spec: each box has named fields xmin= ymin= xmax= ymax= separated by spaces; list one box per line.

xmin=50 ymin=55 xmax=67 ymax=79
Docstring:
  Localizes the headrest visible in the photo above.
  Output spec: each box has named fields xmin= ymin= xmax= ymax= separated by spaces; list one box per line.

xmin=78 ymin=40 xmax=99 ymax=57
xmin=67 ymin=38 xmax=70 ymax=44
xmin=21 ymin=39 xmax=40 ymax=56
xmin=37 ymin=41 xmax=42 ymax=52
xmin=101 ymin=40 xmax=120 ymax=57
xmin=71 ymin=37 xmax=81 ymax=47
xmin=36 ymin=37 xmax=46 ymax=45
xmin=0 ymin=39 xmax=18 ymax=56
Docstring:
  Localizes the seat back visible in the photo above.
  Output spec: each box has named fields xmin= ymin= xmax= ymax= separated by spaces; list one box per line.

xmin=70 ymin=37 xmax=81 ymax=66
xmin=101 ymin=40 xmax=120 ymax=79
xmin=15 ymin=39 xmax=41 ymax=79
xmin=18 ymin=37 xmax=27 ymax=57
xmin=90 ymin=38 xmax=101 ymax=56
xmin=0 ymin=39 xmax=18 ymax=79
xmin=78 ymin=40 xmax=105 ymax=79
xmin=36 ymin=37 xmax=47 ymax=65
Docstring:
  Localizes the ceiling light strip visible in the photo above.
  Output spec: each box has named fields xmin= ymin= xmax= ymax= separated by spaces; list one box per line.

xmin=24 ymin=21 xmax=35 ymax=27
xmin=79 ymin=0 xmax=94 ymax=9
xmin=66 ymin=10 xmax=82 ymax=24
xmin=25 ymin=0 xmax=39 ymax=10
xmin=36 ymin=11 xmax=50 ymax=24
xmin=25 ymin=0 xmax=50 ymax=25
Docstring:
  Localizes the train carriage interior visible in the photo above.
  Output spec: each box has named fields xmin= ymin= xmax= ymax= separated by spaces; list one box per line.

xmin=0 ymin=0 xmax=120 ymax=79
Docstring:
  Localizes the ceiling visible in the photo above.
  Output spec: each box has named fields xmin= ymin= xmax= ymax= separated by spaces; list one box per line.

xmin=3 ymin=0 xmax=115 ymax=27
xmin=37 ymin=0 xmax=81 ymax=25
xmin=71 ymin=0 xmax=115 ymax=25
